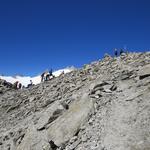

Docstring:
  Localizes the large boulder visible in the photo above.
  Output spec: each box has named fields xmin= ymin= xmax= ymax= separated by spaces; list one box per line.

xmin=16 ymin=125 xmax=49 ymax=150
xmin=47 ymin=94 xmax=94 ymax=148
xmin=16 ymin=95 xmax=94 ymax=150
xmin=138 ymin=64 xmax=150 ymax=79
xmin=0 ymin=79 xmax=13 ymax=93
xmin=16 ymin=101 xmax=68 ymax=150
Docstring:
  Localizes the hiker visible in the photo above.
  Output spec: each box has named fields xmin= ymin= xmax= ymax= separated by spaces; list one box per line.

xmin=13 ymin=81 xmax=19 ymax=89
xmin=27 ymin=80 xmax=33 ymax=88
xmin=29 ymin=80 xmax=33 ymax=86
xmin=120 ymin=49 xmax=124 ymax=55
xmin=45 ymin=71 xmax=50 ymax=81
xmin=18 ymin=83 xmax=22 ymax=89
xmin=49 ymin=69 xmax=55 ymax=78
xmin=41 ymin=72 xmax=45 ymax=82
xmin=114 ymin=48 xmax=118 ymax=57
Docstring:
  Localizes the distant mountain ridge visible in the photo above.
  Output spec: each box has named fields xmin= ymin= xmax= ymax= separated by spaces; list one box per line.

xmin=0 ymin=67 xmax=75 ymax=87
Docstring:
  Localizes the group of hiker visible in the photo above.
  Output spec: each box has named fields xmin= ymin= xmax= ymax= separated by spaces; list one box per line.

xmin=12 ymin=69 xmax=55 ymax=90
xmin=41 ymin=69 xmax=55 ymax=82
xmin=13 ymin=80 xmax=34 ymax=89
xmin=9 ymin=48 xmax=126 ymax=90
xmin=13 ymin=81 xmax=22 ymax=89
xmin=114 ymin=48 xmax=125 ymax=57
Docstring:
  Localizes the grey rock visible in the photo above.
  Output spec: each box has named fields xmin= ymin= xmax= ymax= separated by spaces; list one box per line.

xmin=47 ymin=94 xmax=94 ymax=147
xmin=81 ymin=135 xmax=88 ymax=142
xmin=138 ymin=64 xmax=150 ymax=79
xmin=16 ymin=125 xmax=49 ymax=150
xmin=36 ymin=101 xmax=67 ymax=130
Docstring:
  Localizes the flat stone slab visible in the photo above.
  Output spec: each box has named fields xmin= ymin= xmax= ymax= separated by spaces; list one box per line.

xmin=47 ymin=94 xmax=94 ymax=148
xmin=138 ymin=64 xmax=150 ymax=79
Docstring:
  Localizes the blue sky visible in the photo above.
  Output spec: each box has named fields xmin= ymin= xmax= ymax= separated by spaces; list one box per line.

xmin=0 ymin=0 xmax=150 ymax=76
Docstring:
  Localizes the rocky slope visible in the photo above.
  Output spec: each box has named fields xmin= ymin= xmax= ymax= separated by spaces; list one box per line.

xmin=0 ymin=52 xmax=150 ymax=150
xmin=0 ymin=79 xmax=13 ymax=94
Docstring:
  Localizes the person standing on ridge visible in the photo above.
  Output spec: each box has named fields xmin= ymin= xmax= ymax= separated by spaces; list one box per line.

xmin=49 ymin=69 xmax=55 ymax=78
xmin=114 ymin=48 xmax=118 ymax=57
xmin=120 ymin=49 xmax=124 ymax=55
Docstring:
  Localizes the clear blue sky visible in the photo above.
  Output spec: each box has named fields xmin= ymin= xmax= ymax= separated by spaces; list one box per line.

xmin=0 ymin=0 xmax=150 ymax=76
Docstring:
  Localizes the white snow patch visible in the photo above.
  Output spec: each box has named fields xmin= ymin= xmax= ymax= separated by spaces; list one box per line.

xmin=0 ymin=67 xmax=75 ymax=87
